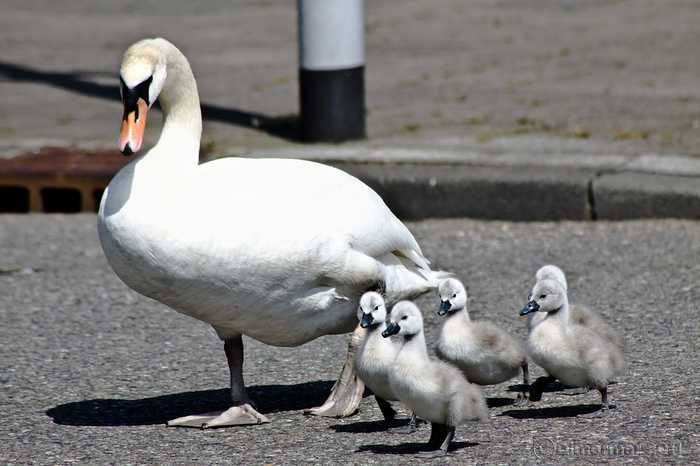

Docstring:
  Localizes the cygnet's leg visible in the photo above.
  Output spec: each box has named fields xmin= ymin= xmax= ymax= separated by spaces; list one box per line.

xmin=599 ymin=386 xmax=609 ymax=409
xmin=388 ymin=412 xmax=418 ymax=434
xmin=375 ymin=396 xmax=397 ymax=423
xmin=418 ymin=423 xmax=454 ymax=458
xmin=515 ymin=361 xmax=532 ymax=403
xmin=167 ymin=335 xmax=270 ymax=428
xmin=580 ymin=387 xmax=611 ymax=418
xmin=515 ymin=374 xmax=556 ymax=405
xmin=305 ymin=324 xmax=366 ymax=417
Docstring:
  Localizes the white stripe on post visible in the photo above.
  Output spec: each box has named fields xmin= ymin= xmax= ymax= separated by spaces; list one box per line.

xmin=298 ymin=0 xmax=366 ymax=142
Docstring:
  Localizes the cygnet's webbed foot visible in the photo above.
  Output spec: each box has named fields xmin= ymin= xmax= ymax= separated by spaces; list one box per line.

xmin=580 ymin=405 xmax=609 ymax=419
xmin=516 ymin=375 xmax=557 ymax=405
xmin=305 ymin=325 xmax=365 ymax=417
xmin=560 ymin=386 xmax=591 ymax=396
xmin=580 ymin=387 xmax=611 ymax=418
xmin=167 ymin=403 xmax=271 ymax=428
xmin=417 ymin=448 xmax=448 ymax=458
xmin=387 ymin=412 xmax=419 ymax=434
xmin=417 ymin=423 xmax=455 ymax=458
xmin=514 ymin=391 xmax=530 ymax=406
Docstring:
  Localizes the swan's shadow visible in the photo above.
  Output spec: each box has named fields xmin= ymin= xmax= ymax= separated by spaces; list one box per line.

xmin=45 ymin=380 xmax=334 ymax=426
xmin=0 ymin=61 xmax=299 ymax=141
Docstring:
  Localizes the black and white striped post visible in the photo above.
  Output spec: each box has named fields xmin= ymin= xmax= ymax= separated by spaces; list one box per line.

xmin=298 ymin=0 xmax=366 ymax=142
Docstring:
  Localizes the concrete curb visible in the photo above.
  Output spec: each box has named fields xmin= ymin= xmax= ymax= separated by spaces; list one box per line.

xmin=246 ymin=146 xmax=700 ymax=221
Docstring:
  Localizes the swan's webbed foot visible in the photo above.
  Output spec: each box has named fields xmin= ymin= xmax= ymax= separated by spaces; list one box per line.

xmin=167 ymin=403 xmax=270 ymax=428
xmin=305 ymin=325 xmax=365 ymax=417
xmin=387 ymin=412 xmax=419 ymax=434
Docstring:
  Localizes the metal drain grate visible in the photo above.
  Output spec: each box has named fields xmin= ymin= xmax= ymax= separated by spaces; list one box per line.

xmin=0 ymin=148 xmax=131 ymax=213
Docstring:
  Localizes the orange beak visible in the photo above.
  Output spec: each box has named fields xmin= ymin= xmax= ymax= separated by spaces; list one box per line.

xmin=118 ymin=97 xmax=149 ymax=155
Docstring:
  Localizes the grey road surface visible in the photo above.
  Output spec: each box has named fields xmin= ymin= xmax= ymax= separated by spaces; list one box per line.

xmin=1 ymin=214 xmax=697 ymax=464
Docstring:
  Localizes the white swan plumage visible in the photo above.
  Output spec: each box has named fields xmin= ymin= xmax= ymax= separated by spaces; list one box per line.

xmin=97 ymin=38 xmax=448 ymax=427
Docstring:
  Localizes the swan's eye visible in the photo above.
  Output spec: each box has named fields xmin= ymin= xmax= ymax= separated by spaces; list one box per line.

xmin=374 ymin=305 xmax=380 ymax=311
xmin=539 ymin=294 xmax=547 ymax=299
xmin=452 ymin=292 xmax=457 ymax=298
xmin=401 ymin=315 xmax=408 ymax=320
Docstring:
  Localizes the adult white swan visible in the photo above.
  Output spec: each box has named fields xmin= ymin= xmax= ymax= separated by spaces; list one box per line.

xmin=98 ymin=38 xmax=448 ymax=428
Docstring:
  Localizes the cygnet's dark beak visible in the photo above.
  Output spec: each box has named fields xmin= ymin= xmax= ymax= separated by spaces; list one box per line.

xmin=360 ymin=313 xmax=374 ymax=328
xmin=520 ymin=300 xmax=540 ymax=316
xmin=438 ymin=300 xmax=451 ymax=316
xmin=382 ymin=322 xmax=400 ymax=337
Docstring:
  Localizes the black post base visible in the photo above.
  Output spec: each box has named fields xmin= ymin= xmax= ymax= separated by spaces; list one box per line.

xmin=299 ymin=66 xmax=365 ymax=142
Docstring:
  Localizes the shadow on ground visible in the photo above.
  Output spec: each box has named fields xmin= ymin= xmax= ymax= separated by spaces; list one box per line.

xmin=500 ymin=404 xmax=606 ymax=419
xmin=357 ymin=440 xmax=479 ymax=456
xmin=0 ymin=61 xmax=299 ymax=141
xmin=46 ymin=380 xmax=334 ymax=426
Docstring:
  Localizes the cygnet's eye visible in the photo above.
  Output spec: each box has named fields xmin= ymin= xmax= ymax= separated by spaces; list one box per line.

xmin=401 ymin=315 xmax=408 ymax=320
xmin=374 ymin=305 xmax=380 ymax=311
xmin=452 ymin=292 xmax=458 ymax=298
xmin=539 ymin=294 xmax=547 ymax=299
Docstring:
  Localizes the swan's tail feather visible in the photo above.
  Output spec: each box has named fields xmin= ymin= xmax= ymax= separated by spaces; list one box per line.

xmin=382 ymin=251 xmax=453 ymax=304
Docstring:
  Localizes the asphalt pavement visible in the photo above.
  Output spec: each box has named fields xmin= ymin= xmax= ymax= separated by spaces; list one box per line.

xmin=0 ymin=1 xmax=699 ymax=464
xmin=1 ymin=215 xmax=698 ymax=464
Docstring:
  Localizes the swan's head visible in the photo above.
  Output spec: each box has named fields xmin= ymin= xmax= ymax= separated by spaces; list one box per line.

xmin=521 ymin=279 xmax=567 ymax=316
xmin=357 ymin=291 xmax=387 ymax=328
xmin=437 ymin=278 xmax=467 ymax=316
xmin=382 ymin=301 xmax=424 ymax=338
xmin=118 ymin=38 xmax=169 ymax=155
xmin=534 ymin=265 xmax=568 ymax=292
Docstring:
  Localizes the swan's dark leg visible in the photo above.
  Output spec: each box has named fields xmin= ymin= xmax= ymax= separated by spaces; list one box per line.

xmin=167 ymin=334 xmax=270 ymax=428
xmin=224 ymin=336 xmax=253 ymax=406
xmin=305 ymin=324 xmax=365 ymax=417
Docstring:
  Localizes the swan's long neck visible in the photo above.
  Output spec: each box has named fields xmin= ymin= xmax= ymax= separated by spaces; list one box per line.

xmin=146 ymin=41 xmax=202 ymax=171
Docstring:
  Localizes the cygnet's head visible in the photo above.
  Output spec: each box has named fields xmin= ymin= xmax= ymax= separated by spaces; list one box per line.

xmin=534 ymin=265 xmax=568 ymax=291
xmin=521 ymin=279 xmax=567 ymax=316
xmin=382 ymin=301 xmax=424 ymax=338
xmin=357 ymin=291 xmax=387 ymax=328
xmin=437 ymin=278 xmax=468 ymax=316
